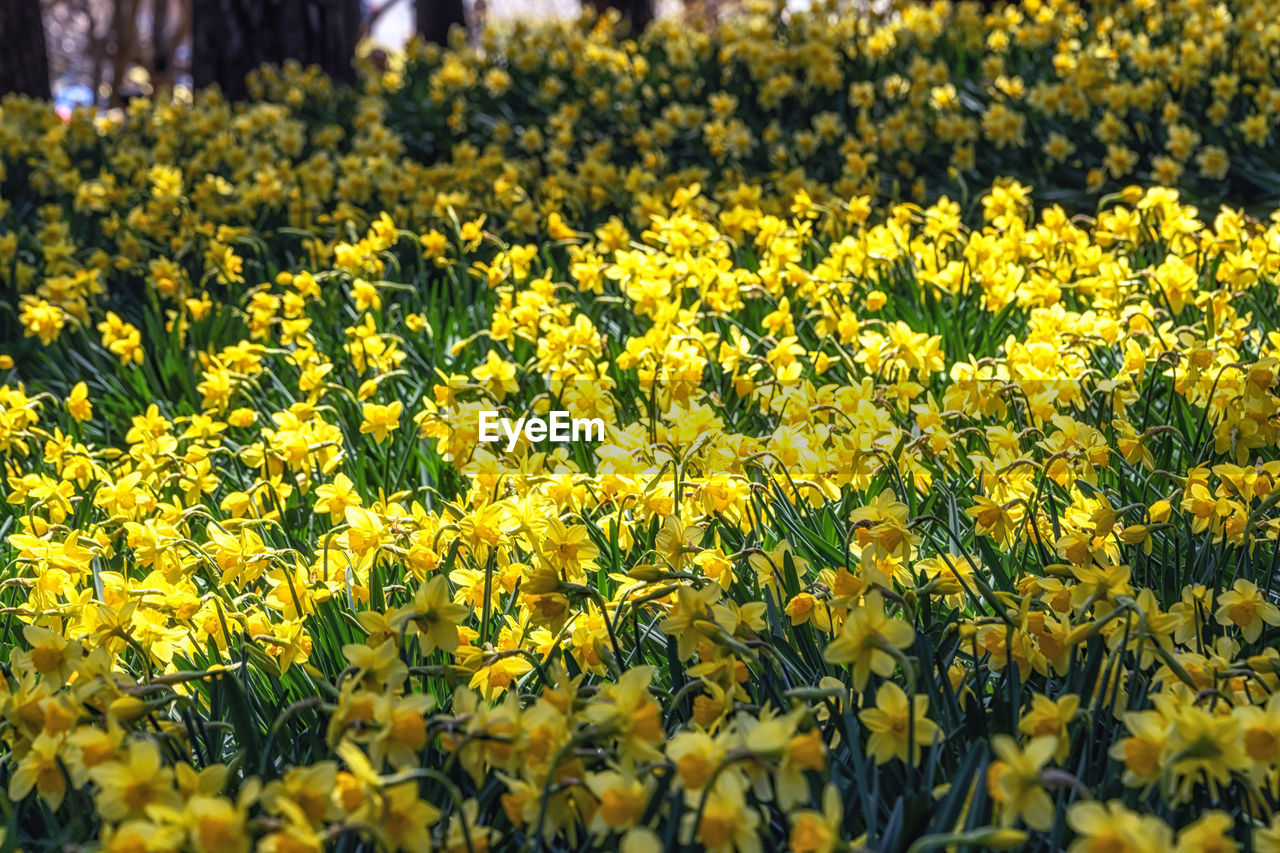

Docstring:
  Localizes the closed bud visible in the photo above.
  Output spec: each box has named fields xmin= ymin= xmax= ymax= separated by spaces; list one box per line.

xmin=1118 ymin=524 xmax=1148 ymax=544
xmin=974 ymin=828 xmax=1029 ymax=850
xmin=1149 ymin=499 xmax=1172 ymax=522
xmin=109 ymin=695 xmax=147 ymax=722
xmin=628 ymin=563 xmax=663 ymax=581
xmin=1248 ymin=654 xmax=1280 ymax=674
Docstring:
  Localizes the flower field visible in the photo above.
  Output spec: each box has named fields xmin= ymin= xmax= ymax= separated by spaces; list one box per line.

xmin=5 ymin=0 xmax=1280 ymax=850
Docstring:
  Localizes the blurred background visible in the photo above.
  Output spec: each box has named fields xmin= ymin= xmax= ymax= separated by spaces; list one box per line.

xmin=0 ymin=0 xmax=824 ymax=111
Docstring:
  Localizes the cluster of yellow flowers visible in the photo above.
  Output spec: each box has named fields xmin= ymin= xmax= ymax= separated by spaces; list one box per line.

xmin=7 ymin=173 xmax=1280 ymax=848
xmin=381 ymin=0 xmax=1280 ymax=223
xmin=2 ymin=0 xmax=1278 ymax=295
xmin=4 ymin=0 xmax=1280 ymax=850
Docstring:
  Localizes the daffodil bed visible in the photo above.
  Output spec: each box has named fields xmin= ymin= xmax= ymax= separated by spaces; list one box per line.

xmin=5 ymin=1 xmax=1280 ymax=851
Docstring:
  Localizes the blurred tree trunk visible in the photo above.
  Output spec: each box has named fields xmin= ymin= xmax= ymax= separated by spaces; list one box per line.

xmin=108 ymin=0 xmax=139 ymax=106
xmin=192 ymin=0 xmax=361 ymax=101
xmin=418 ymin=0 xmax=467 ymax=46
xmin=151 ymin=0 xmax=172 ymax=91
xmin=587 ymin=0 xmax=655 ymax=31
xmin=0 ymin=0 xmax=51 ymax=99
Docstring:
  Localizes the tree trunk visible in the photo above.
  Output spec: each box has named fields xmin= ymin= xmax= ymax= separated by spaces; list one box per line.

xmin=151 ymin=0 xmax=173 ymax=92
xmin=417 ymin=0 xmax=467 ymax=47
xmin=192 ymin=0 xmax=361 ymax=101
xmin=108 ymin=0 xmax=139 ymax=107
xmin=587 ymin=0 xmax=654 ymax=32
xmin=0 ymin=0 xmax=51 ymax=100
